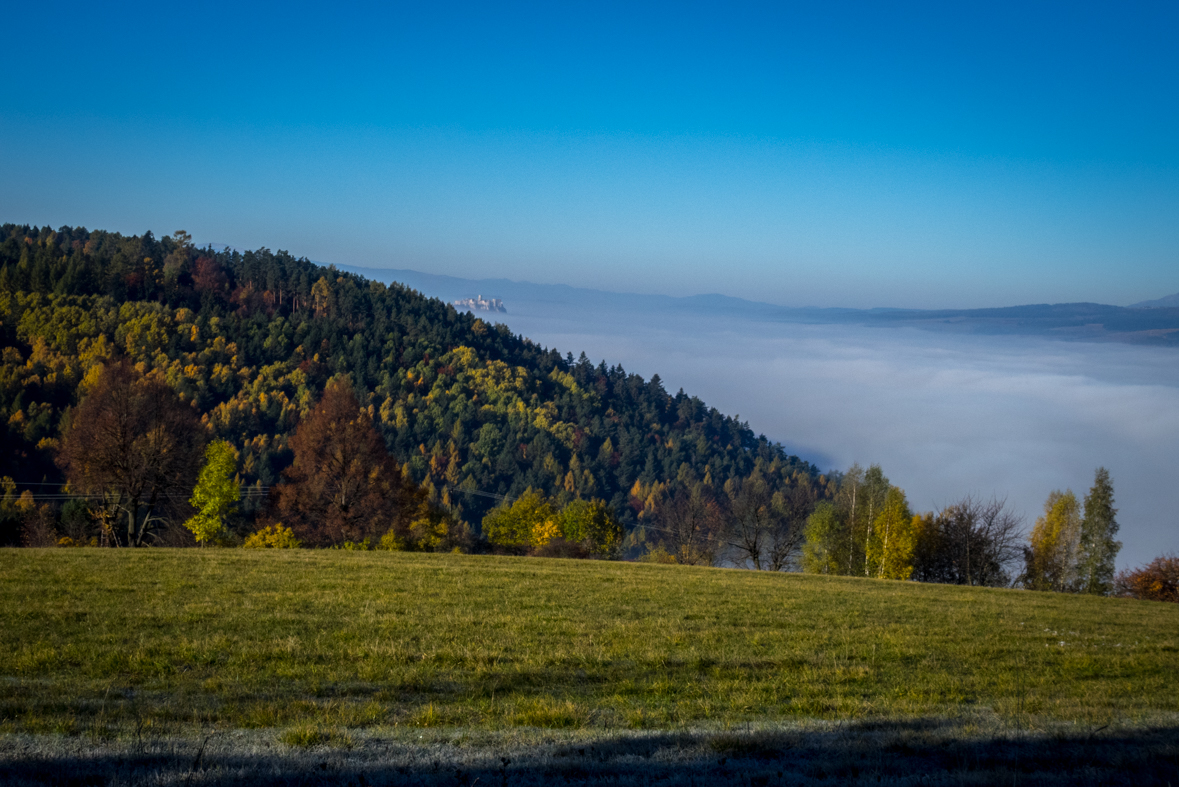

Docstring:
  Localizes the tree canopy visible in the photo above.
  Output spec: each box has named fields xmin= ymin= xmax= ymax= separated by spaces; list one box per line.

xmin=0 ymin=223 xmax=828 ymax=547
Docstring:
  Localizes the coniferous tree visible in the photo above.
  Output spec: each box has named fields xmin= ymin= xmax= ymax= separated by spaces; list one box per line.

xmin=1 ymin=223 xmax=829 ymax=548
xmin=1078 ymin=467 xmax=1120 ymax=595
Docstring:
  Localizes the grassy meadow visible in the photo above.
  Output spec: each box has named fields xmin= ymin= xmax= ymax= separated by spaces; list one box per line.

xmin=1 ymin=549 xmax=1177 ymax=738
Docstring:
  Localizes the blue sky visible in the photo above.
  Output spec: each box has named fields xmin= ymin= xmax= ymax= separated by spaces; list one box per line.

xmin=2 ymin=1 xmax=1177 ymax=308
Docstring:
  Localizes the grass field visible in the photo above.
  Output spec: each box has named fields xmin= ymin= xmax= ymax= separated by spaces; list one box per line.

xmin=2 ymin=549 xmax=1177 ymax=740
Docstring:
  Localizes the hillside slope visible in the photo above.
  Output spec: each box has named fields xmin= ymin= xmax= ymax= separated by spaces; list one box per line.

xmin=2 ymin=549 xmax=1175 ymax=733
xmin=0 ymin=224 xmax=827 ymax=543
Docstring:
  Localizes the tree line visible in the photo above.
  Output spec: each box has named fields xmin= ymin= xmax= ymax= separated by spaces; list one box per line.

xmin=0 ymin=223 xmax=1171 ymax=602
xmin=0 ymin=223 xmax=826 ymax=551
xmin=791 ymin=463 xmax=1128 ymax=596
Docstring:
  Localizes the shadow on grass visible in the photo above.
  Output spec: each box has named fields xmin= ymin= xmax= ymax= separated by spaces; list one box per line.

xmin=2 ymin=718 xmax=1177 ymax=786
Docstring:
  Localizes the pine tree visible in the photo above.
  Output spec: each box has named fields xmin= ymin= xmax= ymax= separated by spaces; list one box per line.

xmin=1079 ymin=467 xmax=1120 ymax=595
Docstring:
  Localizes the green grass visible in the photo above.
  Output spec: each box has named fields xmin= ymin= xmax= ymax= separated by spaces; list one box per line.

xmin=1 ymin=549 xmax=1176 ymax=736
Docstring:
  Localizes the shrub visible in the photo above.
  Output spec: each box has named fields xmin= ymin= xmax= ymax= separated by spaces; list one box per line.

xmin=559 ymin=498 xmax=623 ymax=557
xmin=242 ymin=524 xmax=302 ymax=549
xmin=1115 ymin=555 xmax=1179 ymax=603
xmin=636 ymin=545 xmax=678 ymax=564
xmin=378 ymin=530 xmax=406 ymax=551
xmin=530 ymin=537 xmax=589 ymax=559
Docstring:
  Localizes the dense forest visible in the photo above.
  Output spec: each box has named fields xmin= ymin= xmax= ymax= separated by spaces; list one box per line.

xmin=0 ymin=224 xmax=829 ymax=552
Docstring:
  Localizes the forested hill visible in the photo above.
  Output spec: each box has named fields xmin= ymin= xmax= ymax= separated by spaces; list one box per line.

xmin=0 ymin=224 xmax=829 ymax=543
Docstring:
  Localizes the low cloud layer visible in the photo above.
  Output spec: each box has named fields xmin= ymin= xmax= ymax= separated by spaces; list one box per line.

xmin=502 ymin=309 xmax=1179 ymax=570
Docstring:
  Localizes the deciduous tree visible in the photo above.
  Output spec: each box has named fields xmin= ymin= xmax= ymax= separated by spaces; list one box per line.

xmin=801 ymin=501 xmax=844 ymax=574
xmin=558 ymin=498 xmax=623 ymax=558
xmin=271 ymin=376 xmax=421 ymax=546
xmin=1024 ymin=491 xmax=1081 ymax=592
xmin=867 ymin=486 xmax=916 ymax=580
xmin=656 ymin=486 xmax=724 ymax=566
xmin=914 ymin=497 xmax=1023 ymax=587
xmin=1115 ymin=554 xmax=1178 ymax=603
xmin=183 ymin=440 xmax=240 ymax=545
xmin=482 ymin=488 xmax=556 ymax=550
xmin=57 ymin=361 xmax=205 ymax=546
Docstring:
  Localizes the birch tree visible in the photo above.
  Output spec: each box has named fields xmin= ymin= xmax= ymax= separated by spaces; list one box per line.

xmin=1025 ymin=490 xmax=1082 ymax=592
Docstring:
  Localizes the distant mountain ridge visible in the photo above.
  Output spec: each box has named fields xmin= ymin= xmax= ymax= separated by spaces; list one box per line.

xmin=1130 ymin=292 xmax=1179 ymax=309
xmin=340 ymin=264 xmax=1179 ymax=348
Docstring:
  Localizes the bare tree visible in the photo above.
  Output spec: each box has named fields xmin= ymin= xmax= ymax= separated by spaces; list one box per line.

xmin=657 ymin=486 xmax=724 ymax=566
xmin=726 ymin=477 xmax=772 ymax=569
xmin=57 ymin=362 xmax=205 ymax=547
xmin=724 ymin=474 xmax=818 ymax=571
xmin=913 ymin=496 xmax=1023 ymax=586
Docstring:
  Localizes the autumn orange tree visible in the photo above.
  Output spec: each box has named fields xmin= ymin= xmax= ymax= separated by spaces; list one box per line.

xmin=1115 ymin=555 xmax=1179 ymax=603
xmin=270 ymin=376 xmax=423 ymax=546
xmin=57 ymin=361 xmax=205 ymax=546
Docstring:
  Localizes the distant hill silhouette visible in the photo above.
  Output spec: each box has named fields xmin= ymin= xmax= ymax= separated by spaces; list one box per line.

xmin=341 ymin=264 xmax=1179 ymax=348
xmin=1130 ymin=292 xmax=1179 ymax=309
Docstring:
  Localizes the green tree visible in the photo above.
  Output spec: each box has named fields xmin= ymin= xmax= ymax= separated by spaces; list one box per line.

xmin=858 ymin=465 xmax=891 ymax=576
xmin=558 ymin=498 xmax=623 ymax=557
xmin=482 ymin=489 xmax=555 ymax=549
xmin=801 ymin=501 xmax=844 ymax=574
xmin=1078 ymin=467 xmax=1121 ymax=595
xmin=183 ymin=440 xmax=240 ymax=545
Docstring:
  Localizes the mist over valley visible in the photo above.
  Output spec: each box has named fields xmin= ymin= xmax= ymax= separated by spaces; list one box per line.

xmin=352 ymin=265 xmax=1179 ymax=570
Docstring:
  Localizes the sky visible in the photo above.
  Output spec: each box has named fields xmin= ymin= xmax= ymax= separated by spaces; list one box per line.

xmin=2 ymin=1 xmax=1178 ymax=307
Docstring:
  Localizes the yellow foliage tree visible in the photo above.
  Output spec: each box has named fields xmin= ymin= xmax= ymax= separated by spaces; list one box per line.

xmin=482 ymin=489 xmax=555 ymax=549
xmin=1026 ymin=490 xmax=1081 ymax=591
xmin=866 ymin=486 xmax=916 ymax=580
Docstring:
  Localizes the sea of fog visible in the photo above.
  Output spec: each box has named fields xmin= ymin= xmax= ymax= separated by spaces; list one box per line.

xmin=498 ymin=307 xmax=1178 ymax=571
xmin=351 ymin=265 xmax=1178 ymax=570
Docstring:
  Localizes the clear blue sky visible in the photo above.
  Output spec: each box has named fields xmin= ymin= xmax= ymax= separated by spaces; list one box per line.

xmin=2 ymin=1 xmax=1176 ymax=308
